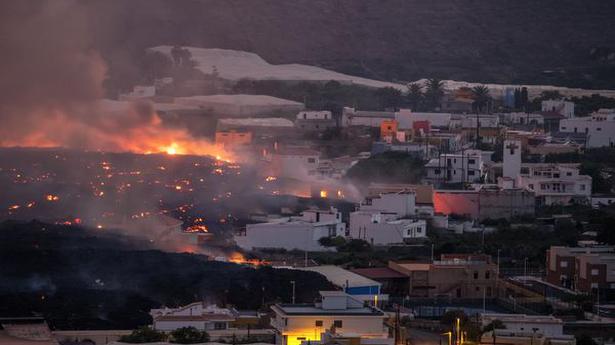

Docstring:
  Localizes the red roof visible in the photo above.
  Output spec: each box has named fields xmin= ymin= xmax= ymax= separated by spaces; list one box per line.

xmin=351 ymin=267 xmax=407 ymax=279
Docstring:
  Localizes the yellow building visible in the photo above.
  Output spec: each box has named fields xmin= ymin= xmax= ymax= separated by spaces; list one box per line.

xmin=270 ymin=291 xmax=391 ymax=345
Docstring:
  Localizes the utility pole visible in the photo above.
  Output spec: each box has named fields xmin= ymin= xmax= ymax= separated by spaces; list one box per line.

xmin=524 ymin=258 xmax=528 ymax=280
xmin=431 ymin=243 xmax=435 ymax=263
xmin=483 ymin=287 xmax=486 ymax=313
xmin=291 ymin=280 xmax=296 ymax=304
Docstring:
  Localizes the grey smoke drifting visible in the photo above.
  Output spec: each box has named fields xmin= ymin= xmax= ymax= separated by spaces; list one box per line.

xmin=0 ymin=1 xmax=106 ymax=145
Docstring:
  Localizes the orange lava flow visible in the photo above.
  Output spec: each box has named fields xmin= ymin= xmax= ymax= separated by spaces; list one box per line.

xmin=1 ymin=106 xmax=234 ymax=162
xmin=227 ymin=252 xmax=268 ymax=266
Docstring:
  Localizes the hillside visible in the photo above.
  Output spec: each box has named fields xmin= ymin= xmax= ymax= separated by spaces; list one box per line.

xmin=80 ymin=0 xmax=615 ymax=89
xmin=0 ymin=221 xmax=333 ymax=329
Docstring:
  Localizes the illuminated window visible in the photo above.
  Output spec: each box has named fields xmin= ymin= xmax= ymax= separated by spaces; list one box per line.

xmin=315 ymin=320 xmax=323 ymax=327
xmin=333 ymin=320 xmax=343 ymax=328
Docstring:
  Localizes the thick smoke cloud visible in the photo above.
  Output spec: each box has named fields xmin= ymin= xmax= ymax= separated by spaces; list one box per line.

xmin=0 ymin=1 xmax=107 ymax=145
xmin=0 ymin=1 xmax=226 ymax=158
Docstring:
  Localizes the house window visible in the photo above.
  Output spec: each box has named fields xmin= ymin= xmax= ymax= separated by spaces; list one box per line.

xmin=214 ymin=322 xmax=227 ymax=330
xmin=591 ymin=268 xmax=599 ymax=276
xmin=485 ymin=271 xmax=490 ymax=279
xmin=473 ymin=271 xmax=479 ymax=279
xmin=333 ymin=320 xmax=343 ymax=328
xmin=566 ymin=172 xmax=572 ymax=176
xmin=560 ymin=261 xmax=568 ymax=268
xmin=591 ymin=283 xmax=599 ymax=289
xmin=434 ymin=169 xmax=441 ymax=175
xmin=475 ymin=286 xmax=480 ymax=292
xmin=307 ymin=158 xmax=316 ymax=163
xmin=528 ymin=184 xmax=534 ymax=190
xmin=554 ymin=173 xmax=560 ymax=178
xmin=315 ymin=320 xmax=323 ymax=327
xmin=597 ymin=128 xmax=602 ymax=131
xmin=580 ymin=184 xmax=586 ymax=191
xmin=468 ymin=171 xmax=475 ymax=176
xmin=284 ymin=318 xmax=288 ymax=326
xmin=468 ymin=159 xmax=476 ymax=164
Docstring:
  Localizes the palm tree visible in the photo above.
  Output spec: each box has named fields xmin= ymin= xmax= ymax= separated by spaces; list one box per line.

xmin=406 ymin=83 xmax=424 ymax=111
xmin=424 ymin=78 xmax=444 ymax=111
xmin=471 ymin=85 xmax=491 ymax=113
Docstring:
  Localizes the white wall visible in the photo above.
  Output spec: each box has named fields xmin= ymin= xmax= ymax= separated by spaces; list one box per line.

xmin=360 ymin=193 xmax=416 ymax=217
xmin=560 ymin=118 xmax=615 ymax=148
xmin=236 ymin=222 xmax=345 ymax=251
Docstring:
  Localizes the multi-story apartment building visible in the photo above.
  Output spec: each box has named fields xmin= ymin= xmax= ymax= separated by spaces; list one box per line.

xmin=559 ymin=108 xmax=615 ymax=147
xmin=546 ymin=246 xmax=615 ymax=292
xmin=425 ymin=150 xmax=492 ymax=184
xmin=387 ymin=254 xmax=498 ymax=298
xmin=516 ymin=163 xmax=591 ymax=205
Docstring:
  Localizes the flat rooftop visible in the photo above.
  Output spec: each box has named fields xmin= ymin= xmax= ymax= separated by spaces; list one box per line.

xmin=272 ymin=304 xmax=383 ymax=316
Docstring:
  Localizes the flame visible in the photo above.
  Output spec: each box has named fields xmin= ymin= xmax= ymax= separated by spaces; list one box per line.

xmin=1 ymin=105 xmax=234 ymax=162
xmin=227 ymin=252 xmax=268 ymax=266
xmin=320 ymin=190 xmax=328 ymax=198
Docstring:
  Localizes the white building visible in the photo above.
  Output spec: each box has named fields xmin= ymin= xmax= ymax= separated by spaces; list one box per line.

xmin=359 ymin=191 xmax=416 ymax=218
xmin=295 ymin=111 xmax=337 ymax=131
xmin=481 ymin=313 xmax=567 ymax=338
xmin=498 ymin=112 xmax=545 ymax=126
xmin=151 ymin=303 xmax=237 ymax=332
xmin=234 ymin=208 xmax=345 ymax=251
xmin=394 ymin=109 xmax=454 ymax=129
xmin=425 ymin=150 xmax=492 ymax=184
xmin=297 ymin=111 xmax=332 ymax=120
xmin=591 ymin=194 xmax=615 ymax=208
xmin=559 ymin=109 xmax=615 ymax=147
xmin=460 ymin=114 xmax=499 ymax=129
xmin=349 ymin=211 xmax=427 ymax=245
xmin=542 ymin=99 xmax=575 ymax=118
xmin=119 ymin=85 xmax=156 ymax=101
xmin=268 ymin=147 xmax=321 ymax=179
xmin=502 ymin=140 xmax=522 ymax=182
xmin=342 ymin=107 xmax=394 ymax=127
xmin=270 ymin=291 xmax=391 ymax=345
xmin=348 ymin=191 xmax=427 ymax=245
xmin=516 ymin=163 xmax=592 ymax=205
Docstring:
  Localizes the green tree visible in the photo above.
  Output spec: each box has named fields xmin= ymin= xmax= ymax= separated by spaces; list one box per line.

xmin=119 ymin=327 xmax=167 ymax=343
xmin=471 ymin=85 xmax=491 ymax=113
xmin=170 ymin=327 xmax=210 ymax=344
xmin=375 ymin=87 xmax=403 ymax=110
xmin=483 ymin=319 xmax=506 ymax=332
xmin=406 ymin=83 xmax=424 ymax=110
xmin=576 ymin=334 xmax=597 ymax=345
xmin=319 ymin=236 xmax=347 ymax=248
xmin=424 ymin=78 xmax=445 ymax=110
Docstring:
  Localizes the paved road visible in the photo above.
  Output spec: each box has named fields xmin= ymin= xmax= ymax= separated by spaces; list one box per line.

xmin=407 ymin=328 xmax=443 ymax=345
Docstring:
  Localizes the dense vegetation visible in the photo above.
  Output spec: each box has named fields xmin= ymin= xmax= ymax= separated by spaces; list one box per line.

xmin=345 ymin=152 xmax=426 ymax=190
xmin=0 ymin=221 xmax=333 ymax=330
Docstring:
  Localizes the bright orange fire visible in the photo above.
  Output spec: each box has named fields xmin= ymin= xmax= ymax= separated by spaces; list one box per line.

xmin=227 ymin=252 xmax=268 ymax=266
xmin=1 ymin=103 xmax=234 ymax=162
